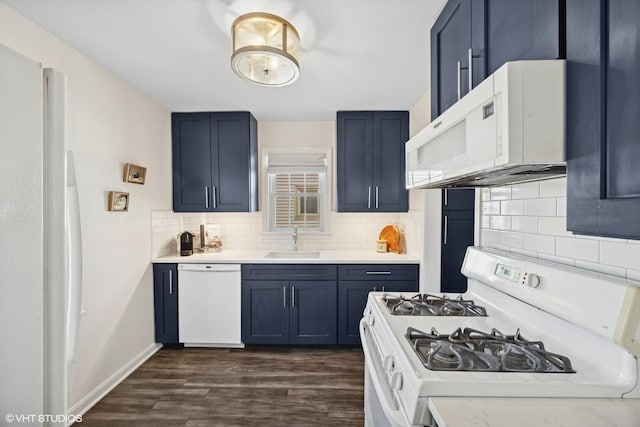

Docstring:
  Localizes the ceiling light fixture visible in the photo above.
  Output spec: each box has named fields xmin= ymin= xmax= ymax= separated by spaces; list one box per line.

xmin=231 ymin=12 xmax=300 ymax=87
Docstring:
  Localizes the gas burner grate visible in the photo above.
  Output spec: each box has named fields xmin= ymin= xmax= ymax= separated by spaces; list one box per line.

xmin=384 ymin=294 xmax=487 ymax=317
xmin=406 ymin=327 xmax=575 ymax=373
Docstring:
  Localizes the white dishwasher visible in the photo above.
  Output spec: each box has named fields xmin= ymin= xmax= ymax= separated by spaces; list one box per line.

xmin=178 ymin=263 xmax=243 ymax=347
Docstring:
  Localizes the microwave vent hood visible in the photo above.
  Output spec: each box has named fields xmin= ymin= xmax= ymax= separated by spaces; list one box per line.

xmin=405 ymin=60 xmax=566 ymax=189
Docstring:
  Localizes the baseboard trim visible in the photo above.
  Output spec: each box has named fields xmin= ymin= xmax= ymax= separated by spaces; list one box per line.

xmin=68 ymin=342 xmax=162 ymax=417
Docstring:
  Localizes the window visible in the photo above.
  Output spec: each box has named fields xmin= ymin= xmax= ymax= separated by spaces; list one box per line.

xmin=264 ymin=149 xmax=330 ymax=232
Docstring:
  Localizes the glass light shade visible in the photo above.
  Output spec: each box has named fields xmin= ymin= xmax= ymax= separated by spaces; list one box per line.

xmin=231 ymin=12 xmax=300 ymax=87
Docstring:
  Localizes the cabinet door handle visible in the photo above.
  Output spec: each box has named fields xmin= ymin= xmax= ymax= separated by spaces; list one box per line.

xmin=468 ymin=48 xmax=474 ymax=92
xmin=291 ymin=286 xmax=295 ymax=308
xmin=382 ymin=286 xmax=385 ymax=292
xmin=366 ymin=271 xmax=392 ymax=275
xmin=444 ymin=215 xmax=448 ymax=245
xmin=368 ymin=186 xmax=371 ymax=209
xmin=444 ymin=188 xmax=448 ymax=206
xmin=375 ymin=186 xmax=379 ymax=209
xmin=283 ymin=286 xmax=287 ymax=308
xmin=212 ymin=186 xmax=217 ymax=209
xmin=169 ymin=270 xmax=173 ymax=295
xmin=373 ymin=286 xmax=377 ymax=292
xmin=205 ymin=186 xmax=209 ymax=209
xmin=457 ymin=60 xmax=462 ymax=100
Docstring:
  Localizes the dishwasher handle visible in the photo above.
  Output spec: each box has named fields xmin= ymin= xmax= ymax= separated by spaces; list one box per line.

xmin=178 ymin=263 xmax=241 ymax=272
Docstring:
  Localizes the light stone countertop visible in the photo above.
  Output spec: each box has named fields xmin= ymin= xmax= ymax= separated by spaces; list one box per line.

xmin=152 ymin=249 xmax=420 ymax=264
xmin=428 ymin=397 xmax=640 ymax=427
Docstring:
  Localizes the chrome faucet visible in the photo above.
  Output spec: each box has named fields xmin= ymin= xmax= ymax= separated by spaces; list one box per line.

xmin=292 ymin=226 xmax=298 ymax=251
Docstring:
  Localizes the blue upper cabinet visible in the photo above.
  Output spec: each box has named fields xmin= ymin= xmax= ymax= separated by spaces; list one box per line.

xmin=337 ymin=111 xmax=409 ymax=212
xmin=431 ymin=0 xmax=472 ymax=120
xmin=431 ymin=0 xmax=565 ymax=120
xmin=480 ymin=0 xmax=564 ymax=76
xmin=566 ymin=0 xmax=640 ymax=239
xmin=172 ymin=111 xmax=258 ymax=212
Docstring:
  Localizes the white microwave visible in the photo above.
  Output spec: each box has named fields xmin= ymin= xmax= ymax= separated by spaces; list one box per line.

xmin=405 ymin=60 xmax=566 ymax=189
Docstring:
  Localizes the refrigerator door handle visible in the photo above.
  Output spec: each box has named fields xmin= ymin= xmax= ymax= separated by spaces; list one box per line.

xmin=66 ymin=150 xmax=83 ymax=389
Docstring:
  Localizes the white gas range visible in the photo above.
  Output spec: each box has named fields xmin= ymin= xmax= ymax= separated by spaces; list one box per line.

xmin=360 ymin=247 xmax=640 ymax=427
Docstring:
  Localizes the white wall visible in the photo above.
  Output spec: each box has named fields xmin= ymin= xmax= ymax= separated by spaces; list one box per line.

xmin=152 ymin=120 xmax=414 ymax=257
xmin=480 ymin=177 xmax=640 ymax=280
xmin=0 ymin=3 xmax=172 ymax=411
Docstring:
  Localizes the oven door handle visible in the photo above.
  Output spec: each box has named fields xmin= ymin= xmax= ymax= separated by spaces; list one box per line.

xmin=360 ymin=319 xmax=408 ymax=427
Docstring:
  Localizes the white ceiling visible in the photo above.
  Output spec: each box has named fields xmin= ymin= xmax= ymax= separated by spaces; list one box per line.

xmin=4 ymin=0 xmax=447 ymax=121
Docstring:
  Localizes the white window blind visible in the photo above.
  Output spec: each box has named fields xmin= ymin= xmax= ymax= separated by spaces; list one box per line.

xmin=265 ymin=151 xmax=328 ymax=232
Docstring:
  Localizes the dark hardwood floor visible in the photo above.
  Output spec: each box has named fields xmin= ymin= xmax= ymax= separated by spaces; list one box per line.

xmin=79 ymin=346 xmax=365 ymax=426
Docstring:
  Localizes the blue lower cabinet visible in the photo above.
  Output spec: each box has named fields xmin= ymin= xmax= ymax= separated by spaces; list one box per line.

xmin=338 ymin=282 xmax=374 ymax=345
xmin=241 ymin=281 xmax=289 ymax=344
xmin=290 ymin=281 xmax=337 ymax=344
xmin=152 ymin=264 xmax=179 ymax=345
xmin=337 ymin=265 xmax=419 ymax=345
xmin=241 ymin=265 xmax=338 ymax=345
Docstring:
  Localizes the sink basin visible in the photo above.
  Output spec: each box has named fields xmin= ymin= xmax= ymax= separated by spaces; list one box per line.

xmin=264 ymin=251 xmax=320 ymax=259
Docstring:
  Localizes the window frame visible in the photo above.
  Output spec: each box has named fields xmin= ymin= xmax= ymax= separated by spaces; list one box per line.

xmin=262 ymin=148 xmax=332 ymax=233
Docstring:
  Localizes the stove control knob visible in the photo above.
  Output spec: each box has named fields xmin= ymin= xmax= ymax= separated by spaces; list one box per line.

xmin=383 ymin=355 xmax=395 ymax=372
xmin=525 ymin=273 xmax=542 ymax=289
xmin=390 ymin=371 xmax=403 ymax=391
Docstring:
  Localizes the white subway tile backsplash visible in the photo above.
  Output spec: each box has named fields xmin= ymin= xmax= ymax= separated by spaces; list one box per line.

xmin=499 ymin=231 xmax=524 ymax=248
xmin=538 ymin=217 xmax=572 ymax=237
xmin=556 ymin=197 xmax=567 ymax=217
xmin=556 ymin=237 xmax=599 ymax=262
xmin=151 ymin=209 xmax=416 ymax=257
xmin=524 ymin=198 xmax=557 ymax=216
xmin=511 ymin=216 xmax=539 ymax=233
xmin=479 ymin=182 xmax=640 ymax=280
xmin=523 ymin=233 xmax=555 ymax=254
xmin=482 ymin=201 xmax=501 ymax=215
xmin=501 ymin=200 xmax=525 ymax=215
xmin=490 ymin=187 xmax=512 ymax=201
xmin=482 ymin=216 xmax=491 ymax=229
xmin=489 ymin=216 xmax=511 ymax=231
xmin=599 ymin=241 xmax=640 ymax=270
xmin=481 ymin=228 xmax=501 ymax=245
xmin=481 ymin=188 xmax=491 ymax=201
xmin=539 ymin=178 xmax=566 ymax=197
xmin=575 ymin=234 xmax=623 ymax=243
xmin=511 ymin=182 xmax=540 ymax=199
xmin=574 ymin=260 xmax=627 ymax=279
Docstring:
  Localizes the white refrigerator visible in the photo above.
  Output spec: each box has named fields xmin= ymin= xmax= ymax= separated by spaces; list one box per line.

xmin=0 ymin=43 xmax=83 ymax=425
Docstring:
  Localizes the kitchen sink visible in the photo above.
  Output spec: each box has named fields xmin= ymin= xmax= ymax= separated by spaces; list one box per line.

xmin=264 ymin=251 xmax=320 ymax=259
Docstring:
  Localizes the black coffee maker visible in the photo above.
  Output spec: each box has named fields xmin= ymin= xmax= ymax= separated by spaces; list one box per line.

xmin=180 ymin=231 xmax=193 ymax=256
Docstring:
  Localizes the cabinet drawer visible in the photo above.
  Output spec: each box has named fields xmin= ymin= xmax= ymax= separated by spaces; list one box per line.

xmin=242 ymin=264 xmax=337 ymax=281
xmin=338 ymin=264 xmax=418 ymax=281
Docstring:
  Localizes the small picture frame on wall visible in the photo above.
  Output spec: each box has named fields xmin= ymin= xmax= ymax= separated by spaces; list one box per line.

xmin=108 ymin=191 xmax=129 ymax=212
xmin=123 ymin=163 xmax=146 ymax=184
